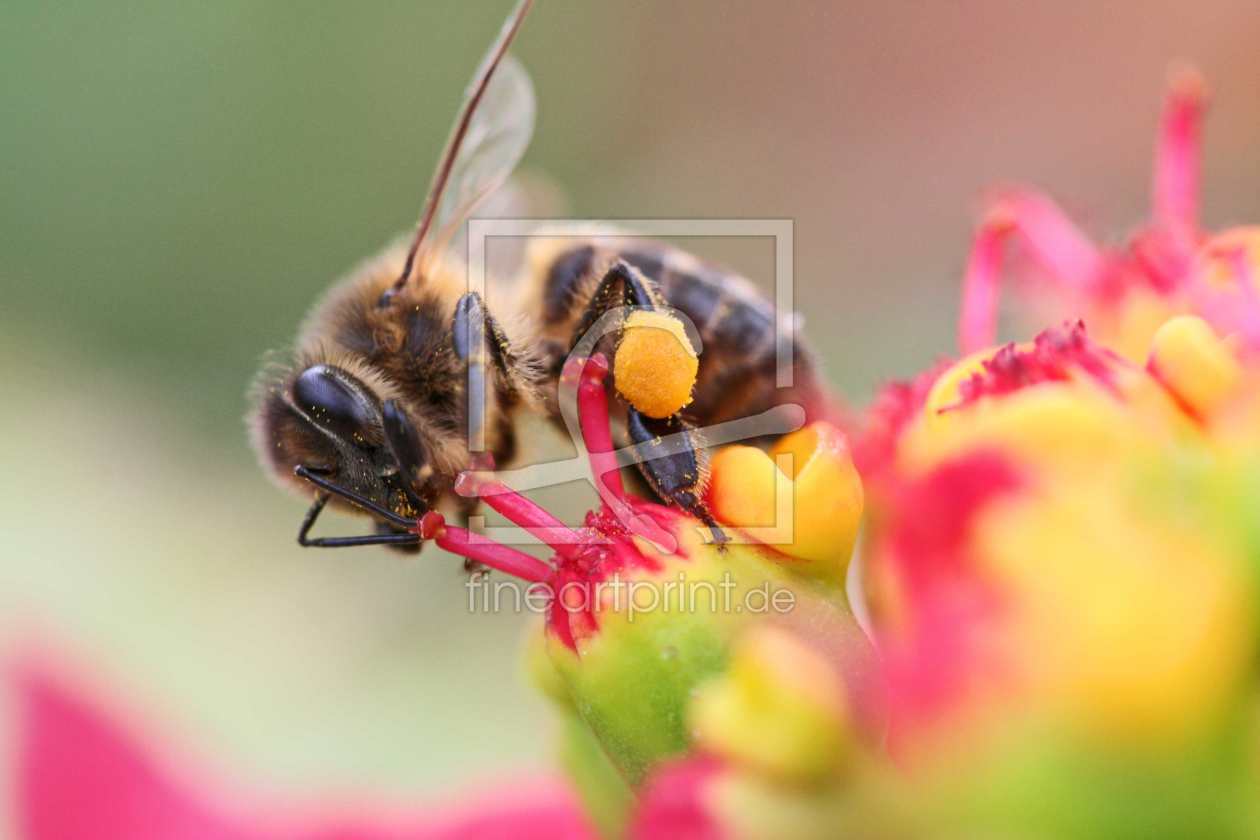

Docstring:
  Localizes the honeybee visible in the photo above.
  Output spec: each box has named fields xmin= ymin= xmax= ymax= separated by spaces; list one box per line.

xmin=249 ymin=0 xmax=825 ymax=551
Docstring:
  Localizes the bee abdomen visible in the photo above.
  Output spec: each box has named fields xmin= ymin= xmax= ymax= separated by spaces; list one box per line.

xmin=611 ymin=248 xmax=774 ymax=358
xmin=542 ymin=244 xmax=596 ymax=325
xmin=536 ymin=239 xmax=819 ymax=426
xmin=622 ymin=247 xmax=817 ymax=425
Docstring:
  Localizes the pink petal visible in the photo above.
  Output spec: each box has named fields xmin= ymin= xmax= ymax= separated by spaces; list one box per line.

xmin=1151 ymin=65 xmax=1206 ymax=241
xmin=959 ymin=190 xmax=1104 ymax=353
xmin=12 ymin=660 xmax=268 ymax=840
xmin=959 ymin=211 xmax=1009 ymax=354
xmin=631 ymin=758 xmax=726 ymax=840
xmin=9 ymin=657 xmax=596 ymax=840
xmin=290 ymin=780 xmax=596 ymax=840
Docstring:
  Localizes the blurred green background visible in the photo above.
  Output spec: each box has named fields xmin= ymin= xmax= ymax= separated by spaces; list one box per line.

xmin=3 ymin=0 xmax=1260 ymax=810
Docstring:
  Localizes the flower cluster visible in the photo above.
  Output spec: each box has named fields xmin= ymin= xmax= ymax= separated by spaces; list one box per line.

xmin=10 ymin=71 xmax=1260 ymax=839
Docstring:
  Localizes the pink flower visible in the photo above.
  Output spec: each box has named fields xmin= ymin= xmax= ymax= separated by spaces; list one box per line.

xmin=872 ymin=450 xmax=1025 ymax=741
xmin=409 ymin=354 xmax=700 ymax=653
xmin=9 ymin=656 xmax=596 ymax=840
xmin=630 ymin=758 xmax=726 ymax=840
xmin=956 ymin=67 xmax=1260 ymax=362
xmin=943 ymin=321 xmax=1122 ymax=409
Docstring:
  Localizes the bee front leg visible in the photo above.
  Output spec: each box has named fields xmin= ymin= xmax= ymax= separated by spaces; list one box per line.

xmin=372 ymin=520 xmax=424 ymax=554
xmin=453 ymin=291 xmax=524 ymax=454
xmin=294 ymin=491 xmax=422 ymax=549
xmin=293 ymin=466 xmax=423 ymax=549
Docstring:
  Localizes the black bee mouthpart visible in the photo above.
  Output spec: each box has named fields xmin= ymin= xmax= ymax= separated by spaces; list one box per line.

xmin=294 ymin=465 xmax=415 ymax=529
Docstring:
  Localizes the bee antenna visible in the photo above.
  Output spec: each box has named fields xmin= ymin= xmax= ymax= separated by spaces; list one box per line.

xmin=390 ymin=0 xmax=534 ymax=296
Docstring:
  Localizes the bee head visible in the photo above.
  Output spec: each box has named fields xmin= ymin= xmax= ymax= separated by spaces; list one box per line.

xmin=250 ymin=362 xmax=437 ymax=522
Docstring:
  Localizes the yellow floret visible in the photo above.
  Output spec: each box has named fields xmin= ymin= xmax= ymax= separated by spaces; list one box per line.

xmin=1147 ymin=314 xmax=1242 ymax=419
xmin=689 ymin=626 xmax=850 ymax=782
xmin=613 ymin=310 xmax=699 ymax=418
xmin=708 ymin=422 xmax=864 ymax=582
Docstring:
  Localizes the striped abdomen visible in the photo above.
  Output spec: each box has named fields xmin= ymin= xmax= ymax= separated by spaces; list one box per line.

xmin=531 ymin=238 xmax=823 ymax=429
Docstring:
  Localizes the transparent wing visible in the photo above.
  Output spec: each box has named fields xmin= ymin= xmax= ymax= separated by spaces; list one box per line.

xmin=389 ymin=0 xmax=534 ymax=293
xmin=447 ymin=171 xmax=568 ymax=286
xmin=420 ymin=53 xmax=536 ymax=269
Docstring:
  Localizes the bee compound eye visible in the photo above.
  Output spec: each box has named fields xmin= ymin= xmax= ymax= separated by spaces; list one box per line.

xmin=292 ymin=365 xmax=376 ymax=444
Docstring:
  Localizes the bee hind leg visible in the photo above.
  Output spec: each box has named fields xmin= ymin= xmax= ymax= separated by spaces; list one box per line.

xmin=563 ymin=262 xmax=724 ymax=541
xmin=567 ymin=260 xmax=661 ymax=356
xmin=626 ymin=408 xmax=727 ymax=547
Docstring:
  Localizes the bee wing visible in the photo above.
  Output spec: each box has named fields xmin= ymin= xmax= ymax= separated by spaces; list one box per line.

xmin=389 ymin=0 xmax=534 ymax=294
xmin=447 ymin=171 xmax=568 ymax=285
xmin=420 ymin=53 xmax=536 ymax=271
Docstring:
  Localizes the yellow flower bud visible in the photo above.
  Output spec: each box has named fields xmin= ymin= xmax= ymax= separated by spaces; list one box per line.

xmin=524 ymin=621 xmax=573 ymax=710
xmin=901 ymin=323 xmax=1191 ymax=479
xmin=689 ymin=626 xmax=850 ymax=783
xmin=975 ymin=472 xmax=1253 ymax=746
xmin=708 ymin=422 xmax=864 ymax=581
xmin=1147 ymin=315 xmax=1242 ymax=419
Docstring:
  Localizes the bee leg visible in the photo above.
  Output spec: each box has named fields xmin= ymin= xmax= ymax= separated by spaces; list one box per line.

xmin=564 ymin=263 xmax=724 ymax=539
xmin=626 ymin=408 xmax=727 ymax=546
xmin=453 ymin=291 xmax=524 ymax=450
xmin=374 ymin=520 xmax=423 ymax=554
xmin=299 ymin=531 xmax=423 ymax=549
xmin=296 ymin=493 xmax=329 ymax=545
xmin=453 ymin=494 xmax=487 ymax=575
xmin=293 ymin=465 xmax=422 ymax=548
xmin=295 ymin=491 xmax=422 ymax=549
xmin=568 ymin=260 xmax=661 ymax=354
